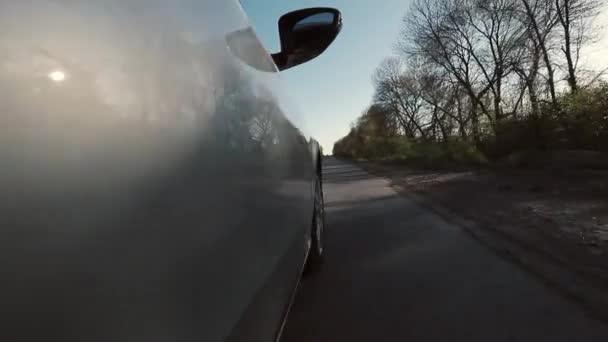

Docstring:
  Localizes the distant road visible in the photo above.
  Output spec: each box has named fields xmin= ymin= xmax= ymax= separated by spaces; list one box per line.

xmin=281 ymin=157 xmax=608 ymax=342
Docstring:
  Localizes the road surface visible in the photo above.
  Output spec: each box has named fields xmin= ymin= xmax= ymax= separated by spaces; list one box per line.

xmin=281 ymin=157 xmax=608 ymax=341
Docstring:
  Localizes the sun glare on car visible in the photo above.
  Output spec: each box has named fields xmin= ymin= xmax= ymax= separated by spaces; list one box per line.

xmin=48 ymin=70 xmax=66 ymax=82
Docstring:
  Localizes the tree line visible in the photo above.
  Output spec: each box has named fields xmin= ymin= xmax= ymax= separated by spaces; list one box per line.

xmin=334 ymin=0 xmax=608 ymax=162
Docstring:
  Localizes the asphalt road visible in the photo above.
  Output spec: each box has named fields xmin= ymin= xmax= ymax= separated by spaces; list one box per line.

xmin=281 ymin=157 xmax=608 ymax=342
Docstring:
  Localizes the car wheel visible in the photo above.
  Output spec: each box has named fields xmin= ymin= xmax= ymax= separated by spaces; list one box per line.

xmin=305 ymin=174 xmax=325 ymax=274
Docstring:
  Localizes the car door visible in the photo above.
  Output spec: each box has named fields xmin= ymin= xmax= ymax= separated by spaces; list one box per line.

xmin=0 ymin=1 xmax=314 ymax=341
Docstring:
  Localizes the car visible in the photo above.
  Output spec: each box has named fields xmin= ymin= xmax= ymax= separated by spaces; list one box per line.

xmin=0 ymin=1 xmax=342 ymax=341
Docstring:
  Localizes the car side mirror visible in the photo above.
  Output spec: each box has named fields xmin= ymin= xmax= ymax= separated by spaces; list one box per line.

xmin=271 ymin=8 xmax=342 ymax=71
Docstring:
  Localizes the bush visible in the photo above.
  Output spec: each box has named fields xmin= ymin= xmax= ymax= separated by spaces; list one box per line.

xmin=481 ymin=116 xmax=552 ymax=159
xmin=558 ymin=84 xmax=608 ymax=151
xmin=445 ymin=138 xmax=488 ymax=165
xmin=334 ymin=132 xmax=486 ymax=168
xmin=480 ymin=84 xmax=608 ymax=159
xmin=334 ymin=84 xmax=608 ymax=165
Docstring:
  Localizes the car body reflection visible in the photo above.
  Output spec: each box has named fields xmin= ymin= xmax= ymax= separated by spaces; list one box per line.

xmin=0 ymin=1 xmax=334 ymax=341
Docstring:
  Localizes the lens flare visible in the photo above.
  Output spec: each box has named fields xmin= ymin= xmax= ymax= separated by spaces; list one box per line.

xmin=48 ymin=70 xmax=66 ymax=82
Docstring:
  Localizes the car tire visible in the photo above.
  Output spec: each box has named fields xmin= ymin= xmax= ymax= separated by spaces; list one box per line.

xmin=304 ymin=174 xmax=325 ymax=275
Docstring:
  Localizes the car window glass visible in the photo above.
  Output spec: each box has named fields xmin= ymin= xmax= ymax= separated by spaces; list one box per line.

xmin=294 ymin=12 xmax=334 ymax=30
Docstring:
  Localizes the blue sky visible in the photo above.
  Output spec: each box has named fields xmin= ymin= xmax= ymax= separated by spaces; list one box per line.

xmin=242 ymin=0 xmax=408 ymax=152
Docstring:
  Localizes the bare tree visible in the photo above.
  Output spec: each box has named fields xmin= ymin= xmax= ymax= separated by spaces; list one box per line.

xmin=400 ymin=0 xmax=500 ymax=141
xmin=513 ymin=17 xmax=543 ymax=117
xmin=374 ymin=57 xmax=428 ymax=138
xmin=335 ymin=0 xmax=608 ymax=159
xmin=554 ymin=0 xmax=602 ymax=92
xmin=519 ymin=0 xmax=560 ymax=103
xmin=418 ymin=68 xmax=469 ymax=139
xmin=465 ymin=0 xmax=527 ymax=122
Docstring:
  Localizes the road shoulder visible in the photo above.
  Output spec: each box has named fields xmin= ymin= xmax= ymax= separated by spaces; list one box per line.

xmin=356 ymin=160 xmax=608 ymax=323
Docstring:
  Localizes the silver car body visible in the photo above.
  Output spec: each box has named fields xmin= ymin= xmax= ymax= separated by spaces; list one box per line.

xmin=0 ymin=1 xmax=320 ymax=341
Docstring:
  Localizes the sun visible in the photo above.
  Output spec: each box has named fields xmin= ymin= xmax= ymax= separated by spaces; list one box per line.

xmin=48 ymin=70 xmax=66 ymax=82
